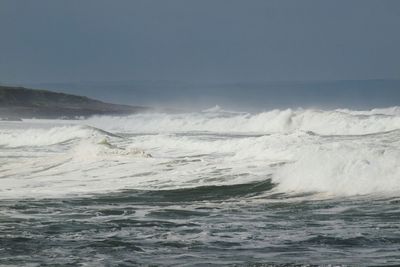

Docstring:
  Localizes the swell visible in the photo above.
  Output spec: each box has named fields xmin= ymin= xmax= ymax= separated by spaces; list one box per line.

xmin=68 ymin=179 xmax=276 ymax=203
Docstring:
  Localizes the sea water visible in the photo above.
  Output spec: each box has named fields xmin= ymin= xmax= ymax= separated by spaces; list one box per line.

xmin=1 ymin=107 xmax=400 ymax=266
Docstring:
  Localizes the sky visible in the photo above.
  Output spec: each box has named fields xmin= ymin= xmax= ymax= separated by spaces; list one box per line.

xmin=1 ymin=0 xmax=400 ymax=84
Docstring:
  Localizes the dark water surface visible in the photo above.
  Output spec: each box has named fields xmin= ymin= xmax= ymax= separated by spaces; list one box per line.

xmin=1 ymin=183 xmax=400 ymax=266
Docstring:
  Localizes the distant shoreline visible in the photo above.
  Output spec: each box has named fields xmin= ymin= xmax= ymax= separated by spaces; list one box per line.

xmin=0 ymin=85 xmax=152 ymax=120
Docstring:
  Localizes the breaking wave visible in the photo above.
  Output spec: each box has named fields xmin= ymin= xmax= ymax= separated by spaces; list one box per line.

xmin=1 ymin=107 xmax=400 ymax=198
xmin=85 ymin=107 xmax=400 ymax=135
xmin=275 ymin=141 xmax=400 ymax=196
xmin=0 ymin=125 xmax=116 ymax=147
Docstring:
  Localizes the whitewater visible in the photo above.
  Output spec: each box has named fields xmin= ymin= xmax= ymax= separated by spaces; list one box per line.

xmin=1 ymin=107 xmax=400 ymax=266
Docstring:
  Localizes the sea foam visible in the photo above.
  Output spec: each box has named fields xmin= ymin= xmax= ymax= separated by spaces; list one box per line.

xmin=85 ymin=108 xmax=400 ymax=135
xmin=1 ymin=107 xmax=400 ymax=198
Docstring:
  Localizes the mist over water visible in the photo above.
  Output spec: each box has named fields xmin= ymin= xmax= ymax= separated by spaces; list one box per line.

xmin=1 ymin=105 xmax=400 ymax=265
xmin=24 ymin=79 xmax=400 ymax=111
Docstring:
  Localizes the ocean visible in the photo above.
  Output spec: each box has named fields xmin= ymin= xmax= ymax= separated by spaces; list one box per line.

xmin=1 ymin=107 xmax=400 ymax=266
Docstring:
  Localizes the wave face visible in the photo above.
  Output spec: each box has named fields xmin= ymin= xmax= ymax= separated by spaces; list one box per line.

xmin=1 ymin=107 xmax=400 ymax=198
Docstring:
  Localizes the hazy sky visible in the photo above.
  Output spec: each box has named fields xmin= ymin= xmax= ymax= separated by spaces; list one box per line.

xmin=1 ymin=0 xmax=400 ymax=83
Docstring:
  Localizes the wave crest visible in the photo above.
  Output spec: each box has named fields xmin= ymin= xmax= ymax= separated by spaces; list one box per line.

xmin=85 ymin=107 xmax=400 ymax=135
xmin=0 ymin=125 xmax=116 ymax=147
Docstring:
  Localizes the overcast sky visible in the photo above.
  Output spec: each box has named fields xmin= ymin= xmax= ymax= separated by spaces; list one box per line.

xmin=1 ymin=0 xmax=399 ymax=83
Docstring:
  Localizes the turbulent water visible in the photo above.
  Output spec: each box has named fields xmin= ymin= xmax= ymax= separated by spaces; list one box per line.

xmin=1 ymin=107 xmax=400 ymax=266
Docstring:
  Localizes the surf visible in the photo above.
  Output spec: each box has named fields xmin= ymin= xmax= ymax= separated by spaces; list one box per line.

xmin=1 ymin=107 xmax=400 ymax=199
xmin=85 ymin=107 xmax=400 ymax=135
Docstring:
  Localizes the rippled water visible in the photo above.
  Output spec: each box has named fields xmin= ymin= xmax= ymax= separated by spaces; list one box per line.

xmin=2 ymin=191 xmax=400 ymax=266
xmin=1 ymin=108 xmax=400 ymax=266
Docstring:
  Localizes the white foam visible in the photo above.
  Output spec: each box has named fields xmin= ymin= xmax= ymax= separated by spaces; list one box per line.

xmin=85 ymin=107 xmax=400 ymax=135
xmin=71 ymin=139 xmax=152 ymax=162
xmin=1 ymin=107 xmax=400 ymax=199
xmin=0 ymin=125 xmax=99 ymax=147
xmin=274 ymin=138 xmax=400 ymax=196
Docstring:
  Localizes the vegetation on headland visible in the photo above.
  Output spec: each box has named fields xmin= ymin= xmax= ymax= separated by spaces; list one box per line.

xmin=0 ymin=85 xmax=150 ymax=120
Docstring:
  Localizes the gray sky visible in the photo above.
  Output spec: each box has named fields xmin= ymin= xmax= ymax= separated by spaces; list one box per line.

xmin=1 ymin=0 xmax=400 ymax=83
